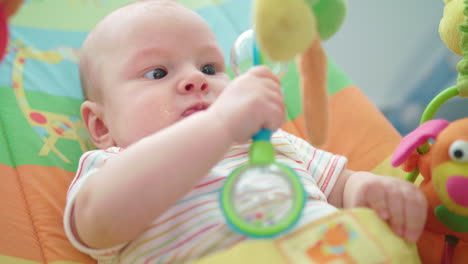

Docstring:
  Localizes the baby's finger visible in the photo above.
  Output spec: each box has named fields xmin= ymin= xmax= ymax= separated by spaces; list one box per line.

xmin=386 ymin=185 xmax=405 ymax=237
xmin=366 ymin=185 xmax=389 ymax=220
xmin=262 ymin=78 xmax=283 ymax=97
xmin=263 ymin=101 xmax=287 ymax=130
xmin=403 ymin=188 xmax=428 ymax=242
xmin=249 ymin=66 xmax=281 ymax=85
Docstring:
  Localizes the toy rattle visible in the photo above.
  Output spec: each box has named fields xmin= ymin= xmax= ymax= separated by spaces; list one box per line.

xmin=219 ymin=29 xmax=307 ymax=238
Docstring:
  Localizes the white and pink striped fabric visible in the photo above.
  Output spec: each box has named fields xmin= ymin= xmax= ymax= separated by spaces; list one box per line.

xmin=64 ymin=129 xmax=347 ymax=264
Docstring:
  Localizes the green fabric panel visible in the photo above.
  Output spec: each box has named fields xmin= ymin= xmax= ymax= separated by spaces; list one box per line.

xmin=0 ymin=109 xmax=14 ymax=167
xmin=11 ymin=0 xmax=229 ymax=31
xmin=327 ymin=57 xmax=353 ymax=95
xmin=282 ymin=62 xmax=301 ymax=121
xmin=11 ymin=0 xmax=134 ymax=31
xmin=25 ymin=90 xmax=82 ymax=117
xmin=281 ymin=56 xmax=354 ymax=121
xmin=0 ymin=86 xmax=90 ymax=171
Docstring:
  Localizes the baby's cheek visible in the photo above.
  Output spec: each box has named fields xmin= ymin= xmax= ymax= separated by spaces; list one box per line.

xmin=213 ymin=78 xmax=229 ymax=95
xmin=155 ymin=104 xmax=179 ymax=124
xmin=133 ymin=106 xmax=178 ymax=136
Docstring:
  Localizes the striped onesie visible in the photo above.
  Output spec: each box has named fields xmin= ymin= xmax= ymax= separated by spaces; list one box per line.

xmin=64 ymin=129 xmax=347 ymax=264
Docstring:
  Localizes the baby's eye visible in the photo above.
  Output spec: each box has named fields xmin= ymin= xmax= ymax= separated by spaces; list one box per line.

xmin=144 ymin=68 xmax=167 ymax=79
xmin=201 ymin=64 xmax=216 ymax=75
xmin=449 ymin=140 xmax=468 ymax=163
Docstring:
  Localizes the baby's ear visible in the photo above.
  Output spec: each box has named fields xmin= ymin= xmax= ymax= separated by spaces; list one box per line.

xmin=81 ymin=100 xmax=114 ymax=149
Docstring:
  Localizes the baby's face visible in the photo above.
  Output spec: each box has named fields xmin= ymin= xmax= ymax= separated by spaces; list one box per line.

xmin=94 ymin=3 xmax=229 ymax=147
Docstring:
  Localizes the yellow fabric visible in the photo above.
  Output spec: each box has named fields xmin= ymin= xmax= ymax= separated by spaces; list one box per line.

xmin=370 ymin=155 xmax=407 ymax=179
xmin=0 ymin=255 xmax=85 ymax=264
xmin=192 ymin=208 xmax=420 ymax=264
xmin=370 ymin=155 xmax=425 ymax=185
xmin=0 ymin=256 xmax=39 ymax=264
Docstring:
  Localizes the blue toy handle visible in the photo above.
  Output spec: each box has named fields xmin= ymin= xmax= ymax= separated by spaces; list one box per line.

xmin=251 ymin=36 xmax=273 ymax=142
xmin=253 ymin=129 xmax=272 ymax=141
xmin=253 ymin=40 xmax=262 ymax=66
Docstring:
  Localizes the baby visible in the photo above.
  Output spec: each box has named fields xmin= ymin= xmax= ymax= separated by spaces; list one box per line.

xmin=64 ymin=0 xmax=428 ymax=263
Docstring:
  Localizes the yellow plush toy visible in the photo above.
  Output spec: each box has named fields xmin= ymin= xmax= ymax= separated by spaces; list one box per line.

xmin=439 ymin=0 xmax=465 ymax=56
xmin=255 ymin=0 xmax=346 ymax=146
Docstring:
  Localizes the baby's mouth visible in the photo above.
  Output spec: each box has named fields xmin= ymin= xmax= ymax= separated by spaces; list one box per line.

xmin=181 ymin=103 xmax=210 ymax=117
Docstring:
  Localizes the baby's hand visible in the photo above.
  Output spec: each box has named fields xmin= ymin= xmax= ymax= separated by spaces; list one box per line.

xmin=209 ymin=66 xmax=286 ymax=143
xmin=344 ymin=172 xmax=428 ymax=242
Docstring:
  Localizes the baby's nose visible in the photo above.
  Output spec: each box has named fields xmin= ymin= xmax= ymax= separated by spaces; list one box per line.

xmin=184 ymin=83 xmax=208 ymax=92
xmin=178 ymin=72 xmax=208 ymax=93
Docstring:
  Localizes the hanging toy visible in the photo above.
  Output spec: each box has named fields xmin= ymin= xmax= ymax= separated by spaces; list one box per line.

xmin=220 ymin=29 xmax=307 ymax=238
xmin=391 ymin=1 xmax=468 ymax=263
xmin=219 ymin=0 xmax=348 ymax=239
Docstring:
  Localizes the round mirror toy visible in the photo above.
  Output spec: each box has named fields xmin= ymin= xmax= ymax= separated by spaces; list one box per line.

xmin=230 ymin=28 xmax=288 ymax=78
xmin=220 ymin=29 xmax=306 ymax=238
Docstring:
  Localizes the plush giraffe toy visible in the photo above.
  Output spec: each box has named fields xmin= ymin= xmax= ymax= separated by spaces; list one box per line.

xmin=254 ymin=0 xmax=347 ymax=146
xmin=0 ymin=0 xmax=23 ymax=62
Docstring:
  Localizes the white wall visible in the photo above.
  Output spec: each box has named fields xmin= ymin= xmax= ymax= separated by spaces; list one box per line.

xmin=323 ymin=0 xmax=448 ymax=109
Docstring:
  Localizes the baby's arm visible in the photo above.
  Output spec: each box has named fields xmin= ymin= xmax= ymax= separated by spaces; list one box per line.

xmin=328 ymin=169 xmax=427 ymax=242
xmin=72 ymin=66 xmax=286 ymax=250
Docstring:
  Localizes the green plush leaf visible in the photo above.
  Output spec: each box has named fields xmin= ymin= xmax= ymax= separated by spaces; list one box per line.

xmin=306 ymin=0 xmax=347 ymax=40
